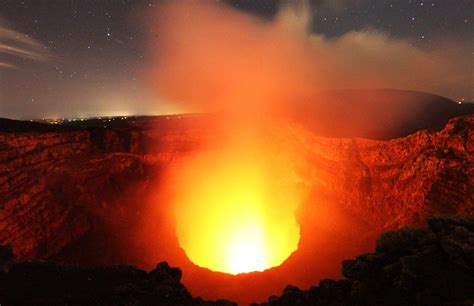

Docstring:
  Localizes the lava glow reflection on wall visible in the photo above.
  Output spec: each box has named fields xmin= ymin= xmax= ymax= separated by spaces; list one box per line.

xmin=171 ymin=134 xmax=302 ymax=275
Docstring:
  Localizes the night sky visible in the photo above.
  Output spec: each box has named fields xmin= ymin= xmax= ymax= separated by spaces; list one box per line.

xmin=0 ymin=0 xmax=472 ymax=119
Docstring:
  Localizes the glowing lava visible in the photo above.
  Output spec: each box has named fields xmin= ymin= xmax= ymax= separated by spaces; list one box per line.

xmin=172 ymin=141 xmax=301 ymax=275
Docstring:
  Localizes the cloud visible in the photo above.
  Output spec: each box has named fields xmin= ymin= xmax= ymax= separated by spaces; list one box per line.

xmin=0 ymin=18 xmax=53 ymax=69
xmin=144 ymin=0 xmax=471 ymax=112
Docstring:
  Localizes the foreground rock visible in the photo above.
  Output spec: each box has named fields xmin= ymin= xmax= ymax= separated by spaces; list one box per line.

xmin=1 ymin=259 xmax=235 ymax=306
xmin=253 ymin=216 xmax=474 ymax=306
xmin=1 ymin=216 xmax=473 ymax=306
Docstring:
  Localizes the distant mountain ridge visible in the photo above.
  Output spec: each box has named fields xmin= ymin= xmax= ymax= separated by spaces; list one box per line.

xmin=1 ymin=89 xmax=473 ymax=139
xmin=296 ymin=89 xmax=474 ymax=139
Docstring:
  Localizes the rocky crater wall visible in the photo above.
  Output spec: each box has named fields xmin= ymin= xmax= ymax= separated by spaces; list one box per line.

xmin=0 ymin=115 xmax=472 ymax=261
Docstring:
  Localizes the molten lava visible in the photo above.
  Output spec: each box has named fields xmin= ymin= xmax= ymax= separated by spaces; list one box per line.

xmin=172 ymin=138 xmax=302 ymax=275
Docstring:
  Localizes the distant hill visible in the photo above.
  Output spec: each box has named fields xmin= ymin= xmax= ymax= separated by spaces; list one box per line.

xmin=0 ymin=115 xmax=192 ymax=133
xmin=1 ymin=89 xmax=472 ymax=139
xmin=296 ymin=89 xmax=474 ymax=139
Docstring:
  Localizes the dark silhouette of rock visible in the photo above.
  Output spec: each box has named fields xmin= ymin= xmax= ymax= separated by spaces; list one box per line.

xmin=2 ymin=216 xmax=473 ymax=306
xmin=297 ymin=89 xmax=474 ymax=139
xmin=252 ymin=216 xmax=474 ymax=306
xmin=2 ymin=259 xmax=236 ymax=306
xmin=0 ymin=245 xmax=13 ymax=271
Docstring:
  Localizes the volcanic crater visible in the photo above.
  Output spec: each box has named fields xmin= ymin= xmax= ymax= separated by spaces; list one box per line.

xmin=1 ymin=91 xmax=473 ymax=305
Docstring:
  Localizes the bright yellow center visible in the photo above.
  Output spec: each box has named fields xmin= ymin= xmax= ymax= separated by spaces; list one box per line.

xmin=173 ymin=149 xmax=301 ymax=275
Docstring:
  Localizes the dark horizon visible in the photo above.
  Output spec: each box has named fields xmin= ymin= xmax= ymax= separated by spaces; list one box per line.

xmin=2 ymin=87 xmax=473 ymax=121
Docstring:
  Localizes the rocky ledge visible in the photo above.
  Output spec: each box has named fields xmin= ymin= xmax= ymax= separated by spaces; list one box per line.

xmin=0 ymin=257 xmax=235 ymax=306
xmin=253 ymin=216 xmax=474 ymax=306
xmin=1 ymin=216 xmax=473 ymax=306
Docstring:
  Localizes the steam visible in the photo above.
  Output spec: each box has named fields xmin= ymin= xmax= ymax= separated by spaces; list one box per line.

xmin=138 ymin=0 xmax=470 ymax=295
xmin=145 ymin=0 xmax=469 ymax=113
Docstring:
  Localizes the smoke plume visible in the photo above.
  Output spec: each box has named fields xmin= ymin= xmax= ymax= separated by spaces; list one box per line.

xmin=145 ymin=0 xmax=469 ymax=115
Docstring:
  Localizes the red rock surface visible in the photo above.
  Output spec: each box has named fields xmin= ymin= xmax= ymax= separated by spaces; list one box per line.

xmin=0 ymin=114 xmax=472 ymax=304
xmin=302 ymin=115 xmax=474 ymax=230
xmin=0 ymin=116 xmax=209 ymax=260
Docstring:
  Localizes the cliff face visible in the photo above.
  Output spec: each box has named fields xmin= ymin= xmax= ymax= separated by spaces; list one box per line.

xmin=0 ymin=116 xmax=208 ymax=260
xmin=0 ymin=115 xmax=472 ymax=262
xmin=302 ymin=115 xmax=474 ymax=230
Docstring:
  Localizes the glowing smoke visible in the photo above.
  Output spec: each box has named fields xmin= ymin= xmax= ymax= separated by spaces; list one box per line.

xmin=142 ymin=0 xmax=470 ymax=274
xmin=145 ymin=0 xmax=469 ymax=114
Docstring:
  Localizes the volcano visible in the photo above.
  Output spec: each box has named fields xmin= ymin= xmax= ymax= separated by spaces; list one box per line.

xmin=1 ymin=90 xmax=473 ymax=305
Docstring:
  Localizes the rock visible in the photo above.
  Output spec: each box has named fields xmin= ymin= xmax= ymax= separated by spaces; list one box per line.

xmin=255 ymin=216 xmax=474 ymax=306
xmin=0 ymin=115 xmax=208 ymax=260
xmin=149 ymin=262 xmax=183 ymax=282
xmin=375 ymin=227 xmax=429 ymax=255
xmin=0 ymin=245 xmax=13 ymax=271
xmin=2 ymin=260 xmax=236 ymax=306
xmin=1 ymin=217 xmax=473 ymax=306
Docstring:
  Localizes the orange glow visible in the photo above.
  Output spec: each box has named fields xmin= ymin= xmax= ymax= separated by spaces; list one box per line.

xmin=171 ymin=134 xmax=302 ymax=275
